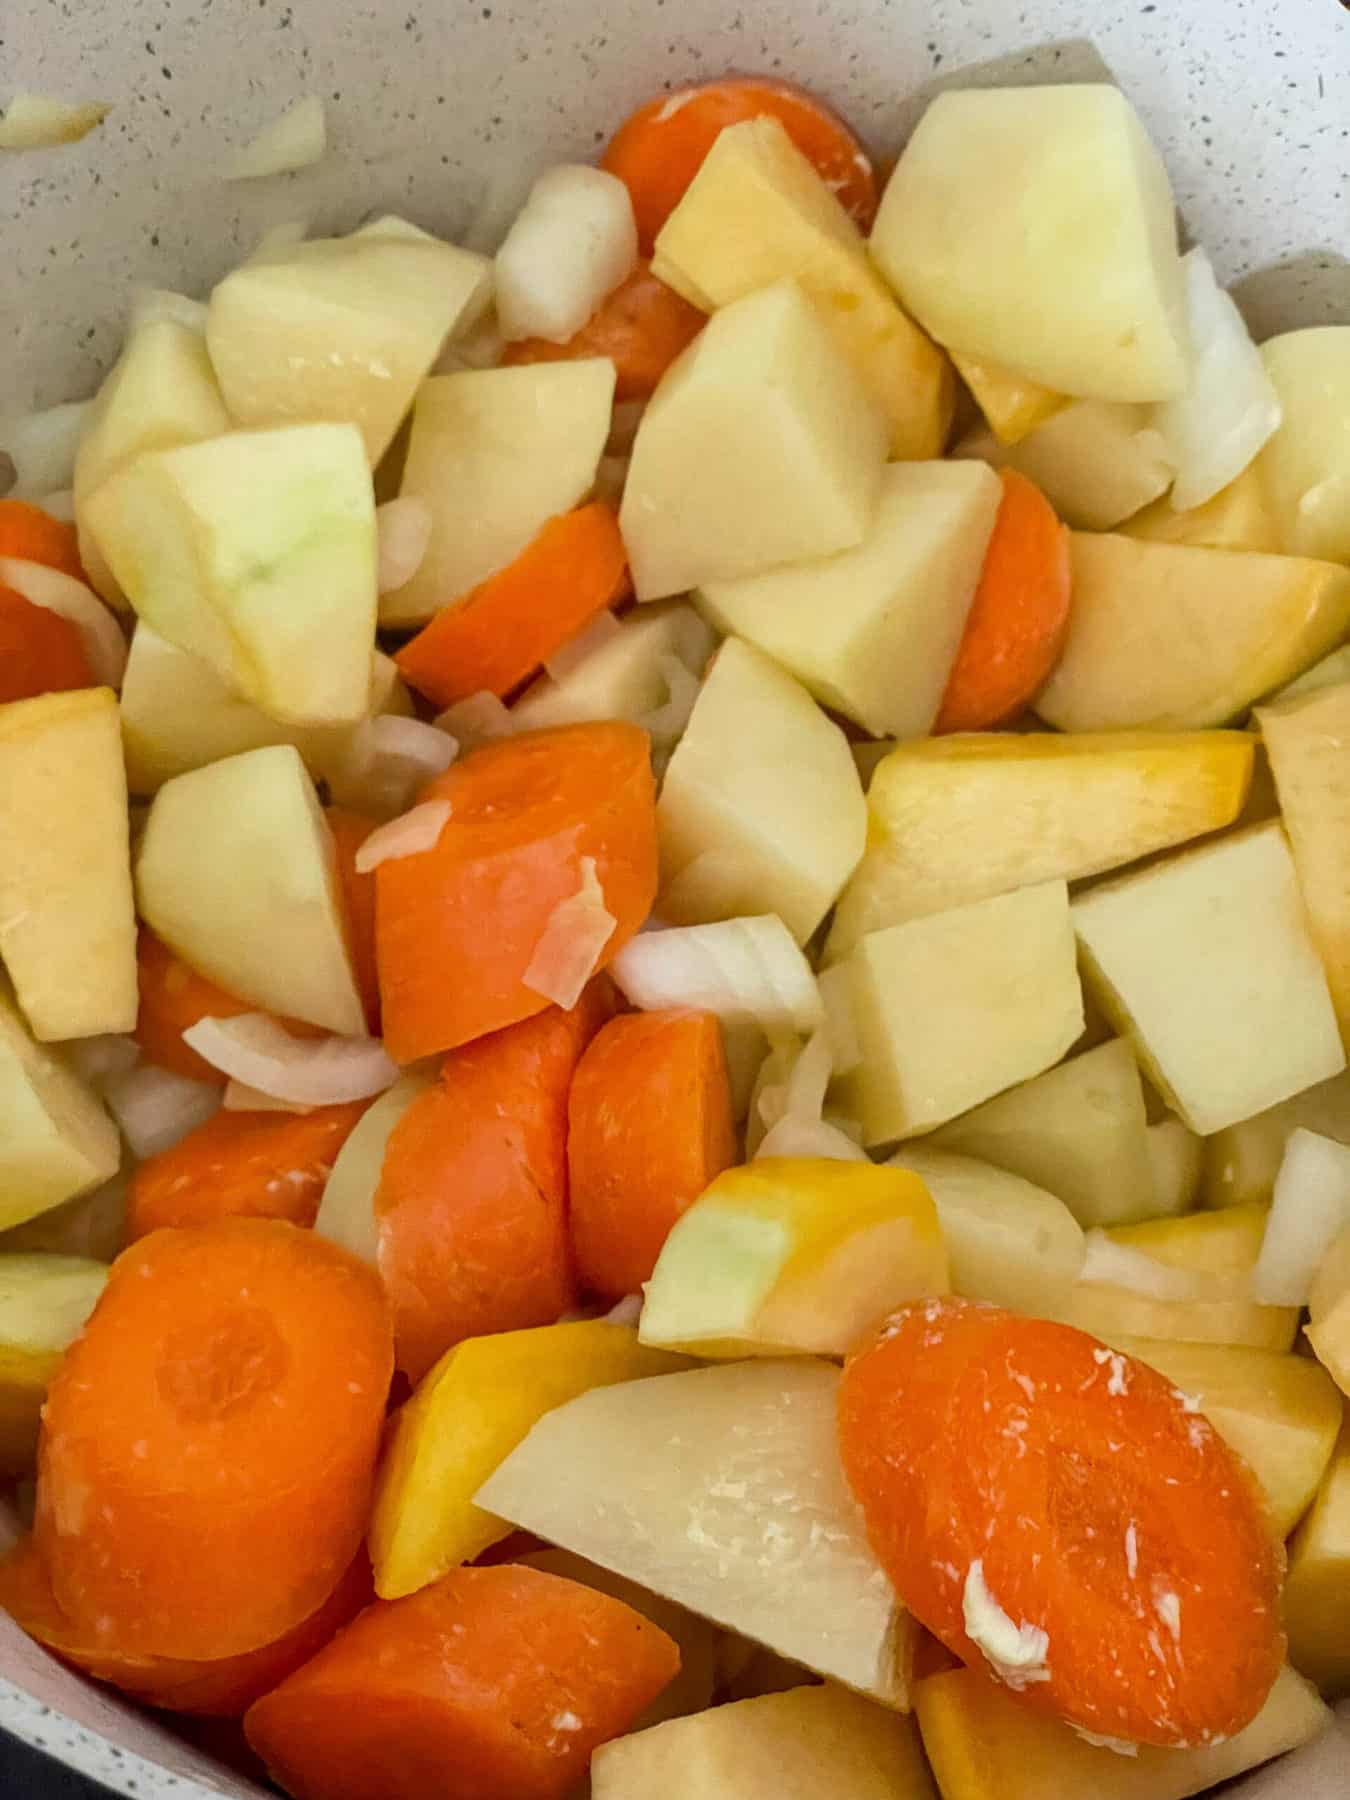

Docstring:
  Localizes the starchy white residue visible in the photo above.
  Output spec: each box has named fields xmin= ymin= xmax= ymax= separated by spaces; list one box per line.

xmin=550 ymin=1711 xmax=582 ymax=1733
xmin=1092 ymin=1347 xmax=1130 ymax=1396
xmin=1124 ymin=1523 xmax=1138 ymax=1580
xmin=962 ymin=1559 xmax=1051 ymax=1692
xmin=1155 ymin=1589 xmax=1182 ymax=1642
xmin=1071 ymin=1726 xmax=1140 ymax=1757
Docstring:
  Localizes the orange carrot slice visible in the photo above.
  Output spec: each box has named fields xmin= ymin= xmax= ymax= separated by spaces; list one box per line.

xmin=602 ymin=76 xmax=878 ymax=251
xmin=568 ymin=1009 xmax=736 ymax=1299
xmin=0 ymin=499 xmax=85 ymax=582
xmin=503 ymin=261 xmax=704 ymax=402
xmin=394 ymin=505 xmax=630 ymax=709
xmin=0 ymin=583 xmax=93 ymax=703
xmin=327 ymin=807 xmax=382 ymax=1033
xmin=244 ymin=1564 xmax=680 ymax=1800
xmin=838 ymin=1298 xmax=1284 ymax=1749
xmin=376 ymin=722 xmax=657 ymax=1062
xmin=934 ymin=469 xmax=1072 ymax=734
xmin=34 ymin=1218 xmax=393 ymax=1661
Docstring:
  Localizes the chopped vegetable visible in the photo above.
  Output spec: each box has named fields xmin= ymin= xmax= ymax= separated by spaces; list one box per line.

xmin=0 ymin=498 xmax=84 ymax=580
xmin=0 ymin=95 xmax=109 ymax=150
xmin=350 ymin=801 xmax=450 ymax=874
xmin=1251 ymin=1130 xmax=1350 ymax=1308
xmin=375 ymin=497 xmax=433 ymax=593
xmin=0 ymin=1255 xmax=108 ymax=1475
xmin=0 ymin=557 xmax=127 ymax=689
xmin=181 ymin=1015 xmax=398 ymax=1107
xmin=521 ymin=855 xmax=616 ymax=1010
xmin=610 ymin=916 xmax=822 ymax=1037
xmin=0 ymin=583 xmax=93 ymax=703
xmin=0 ymin=989 xmax=122 ymax=1233
xmin=326 ymin=806 xmax=382 ymax=1032
xmin=134 ymin=927 xmax=304 ymax=1084
xmin=225 ymin=96 xmax=327 ymax=180
xmin=495 ymin=165 xmax=639 ymax=343
xmin=503 ymin=260 xmax=704 ymax=400
xmin=100 ymin=1063 xmax=220 ymax=1160
xmin=331 ymin=716 xmax=458 ymax=822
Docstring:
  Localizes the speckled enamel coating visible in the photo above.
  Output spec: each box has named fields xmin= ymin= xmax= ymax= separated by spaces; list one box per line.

xmin=1 ymin=1 xmax=1347 ymax=1792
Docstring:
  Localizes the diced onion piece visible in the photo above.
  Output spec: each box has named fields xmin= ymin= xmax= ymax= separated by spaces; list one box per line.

xmin=434 ymin=691 xmax=515 ymax=752
xmin=0 ymin=557 xmax=127 ymax=687
xmin=182 ymin=1014 xmax=399 ymax=1105
xmin=0 ymin=95 xmax=110 ymax=149
xmin=544 ymin=610 xmax=623 ymax=682
xmin=1252 ymin=1128 xmax=1350 ymax=1307
xmin=638 ymin=653 xmax=702 ymax=749
xmin=376 ymin=497 xmax=434 ymax=595
xmin=605 ymin=1294 xmax=643 ymax=1328
xmin=757 ymin=1114 xmax=869 ymax=1163
xmin=1155 ymin=249 xmax=1282 ymax=512
xmin=782 ymin=1028 xmax=833 ymax=1124
xmin=335 ymin=714 xmax=459 ymax=818
xmin=225 ymin=96 xmax=326 ymax=181
xmin=1079 ymin=1230 xmax=1216 ymax=1301
xmin=611 ymin=917 xmax=823 ymax=1037
xmin=60 ymin=1034 xmax=141 ymax=1089
xmin=222 ymin=1080 xmax=316 ymax=1115
xmin=522 ymin=856 xmax=616 ymax=1010
xmin=0 ymin=400 xmax=91 ymax=498
xmin=129 ymin=288 xmax=209 ymax=335
xmin=102 ymin=1065 xmax=220 ymax=1160
xmin=353 ymin=799 xmax=452 ymax=874
xmin=495 ymin=165 xmax=639 ymax=344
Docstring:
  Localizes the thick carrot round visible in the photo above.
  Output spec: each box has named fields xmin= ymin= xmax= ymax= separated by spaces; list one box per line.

xmin=838 ymin=1299 xmax=1284 ymax=1749
xmin=126 ymin=1102 xmax=370 ymax=1240
xmin=35 ymin=1218 xmax=393 ymax=1661
xmin=327 ymin=807 xmax=382 ymax=1032
xmin=0 ymin=499 xmax=85 ymax=582
xmin=244 ymin=1564 xmax=680 ymax=1800
xmin=0 ymin=1536 xmax=373 ymax=1719
xmin=133 ymin=928 xmax=321 ymax=1082
xmin=376 ymin=722 xmax=657 ymax=1062
xmin=376 ymin=984 xmax=613 ymax=1381
xmin=568 ymin=1009 xmax=737 ymax=1299
xmin=0 ymin=584 xmax=93 ymax=704
xmin=394 ymin=505 xmax=630 ymax=709
xmin=603 ymin=76 xmax=878 ymax=250
xmin=934 ymin=469 xmax=1071 ymax=734
xmin=503 ymin=261 xmax=704 ymax=402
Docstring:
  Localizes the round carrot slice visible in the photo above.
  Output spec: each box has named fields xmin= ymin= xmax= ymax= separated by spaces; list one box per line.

xmin=0 ymin=499 xmax=85 ymax=582
xmin=503 ymin=261 xmax=705 ymax=401
xmin=839 ymin=1299 xmax=1284 ymax=1749
xmin=0 ymin=583 xmax=93 ymax=704
xmin=602 ymin=76 xmax=878 ymax=250
xmin=35 ymin=1218 xmax=393 ymax=1661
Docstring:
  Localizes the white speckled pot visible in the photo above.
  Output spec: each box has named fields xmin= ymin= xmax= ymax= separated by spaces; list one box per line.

xmin=2 ymin=2 xmax=1349 ymax=1794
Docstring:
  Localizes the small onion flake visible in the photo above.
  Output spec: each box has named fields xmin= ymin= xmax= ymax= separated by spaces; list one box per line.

xmin=522 ymin=857 xmax=616 ymax=1010
xmin=353 ymin=800 xmax=452 ymax=874
xmin=183 ymin=1014 xmax=399 ymax=1106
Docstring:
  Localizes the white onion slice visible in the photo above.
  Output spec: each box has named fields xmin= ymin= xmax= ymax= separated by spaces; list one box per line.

xmin=335 ymin=714 xmax=459 ymax=818
xmin=757 ymin=1114 xmax=869 ymax=1163
xmin=222 ymin=1081 xmax=316 ymax=1115
xmin=1155 ymin=249 xmax=1282 ymax=512
xmin=225 ymin=96 xmax=327 ymax=181
xmin=60 ymin=1033 xmax=140 ymax=1089
xmin=611 ymin=917 xmax=822 ymax=1037
xmin=0 ymin=95 xmax=110 ymax=150
xmin=638 ymin=653 xmax=703 ymax=748
xmin=1079 ymin=1230 xmax=1214 ymax=1301
xmin=354 ymin=800 xmax=452 ymax=874
xmin=817 ymin=963 xmax=861 ymax=1077
xmin=0 ymin=557 xmax=128 ymax=688
xmin=522 ymin=857 xmax=616 ymax=1010
xmin=544 ymin=611 xmax=623 ymax=683
xmin=434 ymin=691 xmax=515 ymax=751
xmin=182 ymin=1014 xmax=399 ymax=1105
xmin=376 ymin=497 xmax=434 ymax=594
xmin=495 ymin=165 xmax=638 ymax=344
xmin=102 ymin=1065 xmax=220 ymax=1159
xmin=1252 ymin=1128 xmax=1350 ymax=1308
xmin=0 ymin=401 xmax=91 ymax=498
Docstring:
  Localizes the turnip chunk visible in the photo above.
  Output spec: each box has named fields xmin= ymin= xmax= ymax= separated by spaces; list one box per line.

xmin=0 ymin=95 xmax=109 ymax=149
xmin=182 ymin=1014 xmax=398 ymax=1106
xmin=0 ymin=558 xmax=127 ymax=688
xmin=495 ymin=165 xmax=638 ymax=344
xmin=225 ymin=96 xmax=326 ymax=181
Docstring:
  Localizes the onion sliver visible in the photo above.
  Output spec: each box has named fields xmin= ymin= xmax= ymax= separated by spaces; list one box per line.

xmin=1079 ymin=1230 xmax=1216 ymax=1301
xmin=522 ymin=857 xmax=616 ymax=1010
xmin=376 ymin=497 xmax=433 ymax=594
xmin=0 ymin=557 xmax=128 ymax=687
xmin=102 ymin=1064 xmax=220 ymax=1160
xmin=0 ymin=95 xmax=110 ymax=150
xmin=1252 ymin=1128 xmax=1350 ymax=1308
xmin=611 ymin=917 xmax=822 ymax=1038
xmin=354 ymin=800 xmax=452 ymax=874
xmin=225 ymin=96 xmax=326 ymax=181
xmin=222 ymin=1081 xmax=316 ymax=1115
xmin=183 ymin=1014 xmax=399 ymax=1106
xmin=756 ymin=1114 xmax=869 ymax=1164
xmin=434 ymin=691 xmax=515 ymax=752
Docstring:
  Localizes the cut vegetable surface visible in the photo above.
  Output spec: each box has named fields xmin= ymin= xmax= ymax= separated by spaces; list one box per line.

xmin=502 ymin=259 xmax=704 ymax=400
xmin=494 ymin=164 xmax=638 ymax=344
xmin=0 ymin=988 xmax=121 ymax=1233
xmin=0 ymin=580 xmax=93 ymax=703
xmin=0 ymin=1254 xmax=108 ymax=1475
xmin=957 ymin=401 xmax=1175 ymax=533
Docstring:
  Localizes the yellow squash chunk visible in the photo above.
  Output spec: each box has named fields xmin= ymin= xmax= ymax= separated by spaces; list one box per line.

xmin=916 ymin=1663 xmax=1327 ymax=1800
xmin=1204 ymin=1071 xmax=1350 ymax=1210
xmin=593 ymin=1683 xmax=936 ymax=1800
xmin=369 ymin=1320 xmax=685 ymax=1599
xmin=1257 ymin=328 xmax=1350 ymax=564
xmin=1308 ymin=1225 xmax=1350 ymax=1398
xmin=696 ymin=461 xmax=1000 ymax=739
xmin=1121 ymin=463 xmax=1280 ymax=553
xmin=657 ymin=638 xmax=865 ymax=945
xmin=824 ymin=730 xmax=1253 ymax=960
xmin=872 ymin=85 xmax=1188 ymax=403
xmin=652 ymin=115 xmax=952 ymax=459
xmin=950 ymin=349 xmax=1067 ymax=446
xmin=0 ymin=689 xmax=137 ymax=1041
xmin=1284 ymin=1424 xmax=1350 ymax=1695
xmin=932 ymin=1039 xmax=1156 ymax=1230
xmin=638 ymin=1159 xmax=947 ymax=1359
xmin=956 ymin=402 xmax=1174 ymax=531
xmin=383 ymin=359 xmax=615 ymax=626
xmin=1038 ymin=535 xmax=1350 ymax=732
xmin=885 ymin=1147 xmax=1084 ymax=1322
xmin=620 ymin=280 xmax=888 ymax=601
xmin=1112 ymin=1336 xmax=1343 ymax=1536
xmin=834 ymin=881 xmax=1083 ymax=1146
xmin=1065 ymin=1205 xmax=1300 ymax=1353
xmin=476 ymin=1359 xmax=917 ymax=1708
xmin=1073 ymin=822 xmax=1345 ymax=1135
xmin=1145 ymin=1119 xmax=1204 ymax=1218
xmin=0 ymin=1254 xmax=107 ymax=1475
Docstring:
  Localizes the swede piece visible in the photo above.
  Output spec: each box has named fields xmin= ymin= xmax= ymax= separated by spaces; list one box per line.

xmin=0 ymin=992 xmax=120 ymax=1233
xmin=833 ymin=881 xmax=1083 ymax=1147
xmin=955 ymin=402 xmax=1174 ymax=531
xmin=382 ymin=360 xmax=615 ymax=626
xmin=1037 ymin=535 xmax=1350 ymax=732
xmin=620 ymin=280 xmax=888 ymax=601
xmin=651 ymin=115 xmax=952 ymax=460
xmin=1121 ymin=463 xmax=1280 ymax=554
xmin=1073 ymin=822 xmax=1344 ymax=1136
xmin=871 ymin=85 xmax=1189 ymax=402
xmin=511 ymin=603 xmax=713 ymax=736
xmin=656 ymin=639 xmax=864 ymax=944
xmin=1204 ymin=1071 xmax=1350 ymax=1210
xmin=0 ymin=690 xmax=137 ymax=1041
xmin=696 ymin=461 xmax=999 ymax=739
xmin=1283 ymin=1426 xmax=1350 ymax=1697
xmin=1146 ymin=1119 xmax=1204 ymax=1219
xmin=206 ymin=218 xmax=490 ymax=464
xmin=475 ymin=1359 xmax=917 ymax=1708
xmin=932 ymin=1039 xmax=1155 ymax=1230
xmin=135 ymin=745 xmax=366 ymax=1037
xmin=1257 ymin=327 xmax=1350 ymax=564
xmin=886 ymin=1147 xmax=1084 ymax=1321
xmin=495 ymin=165 xmax=637 ymax=343
xmin=824 ymin=730 xmax=1253 ymax=961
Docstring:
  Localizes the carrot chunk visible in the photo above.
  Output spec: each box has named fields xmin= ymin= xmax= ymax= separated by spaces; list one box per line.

xmin=0 ymin=499 xmax=85 ymax=581
xmin=0 ymin=584 xmax=93 ymax=703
